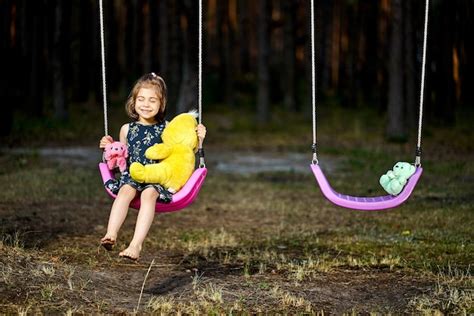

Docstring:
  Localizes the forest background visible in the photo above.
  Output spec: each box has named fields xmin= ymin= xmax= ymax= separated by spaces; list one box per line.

xmin=1 ymin=0 xmax=473 ymax=144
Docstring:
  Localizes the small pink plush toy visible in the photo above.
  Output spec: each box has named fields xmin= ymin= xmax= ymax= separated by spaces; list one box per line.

xmin=104 ymin=141 xmax=128 ymax=173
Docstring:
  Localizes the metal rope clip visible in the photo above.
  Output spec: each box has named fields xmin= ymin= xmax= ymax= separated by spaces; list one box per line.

xmin=198 ymin=148 xmax=206 ymax=168
xmin=311 ymin=143 xmax=319 ymax=165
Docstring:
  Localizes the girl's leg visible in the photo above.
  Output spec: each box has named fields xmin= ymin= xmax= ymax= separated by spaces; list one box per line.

xmin=101 ymin=185 xmax=137 ymax=248
xmin=119 ymin=187 xmax=158 ymax=260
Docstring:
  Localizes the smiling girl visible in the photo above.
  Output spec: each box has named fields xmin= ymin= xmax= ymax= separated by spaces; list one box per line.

xmin=98 ymin=73 xmax=206 ymax=261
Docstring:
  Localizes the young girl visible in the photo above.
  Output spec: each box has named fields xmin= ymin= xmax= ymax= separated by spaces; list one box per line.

xmin=99 ymin=73 xmax=206 ymax=261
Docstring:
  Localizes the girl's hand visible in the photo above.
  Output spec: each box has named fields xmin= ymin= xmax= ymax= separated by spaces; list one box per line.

xmin=99 ymin=135 xmax=114 ymax=149
xmin=196 ymin=124 xmax=206 ymax=145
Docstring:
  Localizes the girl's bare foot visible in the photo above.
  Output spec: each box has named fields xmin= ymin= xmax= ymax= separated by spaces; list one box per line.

xmin=100 ymin=234 xmax=116 ymax=251
xmin=119 ymin=244 xmax=142 ymax=261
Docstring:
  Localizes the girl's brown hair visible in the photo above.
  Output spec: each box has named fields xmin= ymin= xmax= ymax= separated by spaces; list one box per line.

xmin=125 ymin=73 xmax=167 ymax=122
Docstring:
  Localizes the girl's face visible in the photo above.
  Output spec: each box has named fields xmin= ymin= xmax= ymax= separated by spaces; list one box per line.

xmin=135 ymin=88 xmax=161 ymax=124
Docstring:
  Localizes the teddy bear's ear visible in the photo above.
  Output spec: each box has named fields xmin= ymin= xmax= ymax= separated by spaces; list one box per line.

xmin=123 ymin=146 xmax=129 ymax=158
xmin=187 ymin=109 xmax=199 ymax=119
xmin=104 ymin=143 xmax=113 ymax=159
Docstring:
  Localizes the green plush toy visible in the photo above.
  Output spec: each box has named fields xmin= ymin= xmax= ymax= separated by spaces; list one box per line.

xmin=379 ymin=162 xmax=416 ymax=196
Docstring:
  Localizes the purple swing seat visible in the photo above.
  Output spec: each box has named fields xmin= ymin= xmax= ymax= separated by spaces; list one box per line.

xmin=99 ymin=162 xmax=207 ymax=213
xmin=310 ymin=164 xmax=422 ymax=211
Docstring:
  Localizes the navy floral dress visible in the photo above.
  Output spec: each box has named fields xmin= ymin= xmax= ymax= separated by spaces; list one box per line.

xmin=105 ymin=121 xmax=172 ymax=203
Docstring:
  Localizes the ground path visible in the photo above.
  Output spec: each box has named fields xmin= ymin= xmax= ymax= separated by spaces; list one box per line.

xmin=2 ymin=146 xmax=339 ymax=174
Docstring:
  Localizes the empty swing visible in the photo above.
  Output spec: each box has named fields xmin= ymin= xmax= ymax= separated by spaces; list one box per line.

xmin=97 ymin=0 xmax=207 ymax=213
xmin=308 ymin=0 xmax=430 ymax=211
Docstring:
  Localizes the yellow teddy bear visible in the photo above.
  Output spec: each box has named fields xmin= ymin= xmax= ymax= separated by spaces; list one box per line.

xmin=129 ymin=111 xmax=198 ymax=193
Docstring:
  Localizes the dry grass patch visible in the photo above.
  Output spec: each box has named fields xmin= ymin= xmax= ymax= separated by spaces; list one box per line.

xmin=409 ymin=266 xmax=473 ymax=314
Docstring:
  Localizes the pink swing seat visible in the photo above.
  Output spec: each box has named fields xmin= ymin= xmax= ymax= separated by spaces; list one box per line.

xmin=310 ymin=164 xmax=422 ymax=211
xmin=99 ymin=162 xmax=207 ymax=213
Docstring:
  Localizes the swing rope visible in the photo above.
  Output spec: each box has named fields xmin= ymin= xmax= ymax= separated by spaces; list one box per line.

xmin=198 ymin=0 xmax=203 ymax=126
xmin=416 ymin=0 xmax=430 ymax=167
xmin=99 ymin=0 xmax=108 ymax=137
xmin=198 ymin=0 xmax=206 ymax=168
xmin=310 ymin=0 xmax=318 ymax=165
xmin=310 ymin=0 xmax=430 ymax=167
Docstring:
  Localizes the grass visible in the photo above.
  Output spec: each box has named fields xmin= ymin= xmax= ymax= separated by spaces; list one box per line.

xmin=409 ymin=266 xmax=473 ymax=314
xmin=0 ymin=106 xmax=473 ymax=313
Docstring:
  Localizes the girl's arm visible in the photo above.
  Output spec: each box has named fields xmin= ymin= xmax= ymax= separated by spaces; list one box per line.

xmin=119 ymin=124 xmax=129 ymax=145
xmin=99 ymin=124 xmax=129 ymax=148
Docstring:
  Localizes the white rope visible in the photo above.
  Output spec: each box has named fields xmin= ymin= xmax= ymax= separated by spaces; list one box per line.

xmin=416 ymin=0 xmax=429 ymax=166
xmin=99 ymin=0 xmax=108 ymax=137
xmin=310 ymin=0 xmax=318 ymax=164
xmin=198 ymin=0 xmax=203 ymax=126
xmin=198 ymin=0 xmax=206 ymax=168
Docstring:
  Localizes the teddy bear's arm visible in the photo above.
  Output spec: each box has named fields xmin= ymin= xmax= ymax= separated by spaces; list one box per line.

xmin=397 ymin=176 xmax=408 ymax=186
xmin=145 ymin=143 xmax=173 ymax=160
xmin=387 ymin=170 xmax=396 ymax=179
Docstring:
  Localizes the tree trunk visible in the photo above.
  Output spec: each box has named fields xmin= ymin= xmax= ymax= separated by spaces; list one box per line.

xmin=257 ymin=0 xmax=270 ymax=124
xmin=142 ymin=0 xmax=152 ymax=72
xmin=223 ymin=0 xmax=235 ymax=107
xmin=69 ymin=0 xmax=88 ymax=102
xmin=386 ymin=0 xmax=405 ymax=141
xmin=282 ymin=0 xmax=296 ymax=112
xmin=458 ymin=2 xmax=474 ymax=107
xmin=341 ymin=2 xmax=356 ymax=107
xmin=149 ymin=0 xmax=159 ymax=71
xmin=437 ymin=0 xmax=456 ymax=125
xmin=237 ymin=0 xmax=250 ymax=74
xmin=320 ymin=0 xmax=332 ymax=95
xmin=403 ymin=1 xmax=416 ymax=131
xmin=28 ymin=0 xmax=45 ymax=118
xmin=216 ymin=0 xmax=226 ymax=103
xmin=176 ymin=0 xmax=198 ymax=113
xmin=130 ymin=0 xmax=140 ymax=76
xmin=330 ymin=0 xmax=341 ymax=92
xmin=0 ymin=0 xmax=15 ymax=136
xmin=376 ymin=0 xmax=390 ymax=111
xmin=114 ymin=0 xmax=128 ymax=98
xmin=52 ymin=0 xmax=68 ymax=121
xmin=159 ymin=0 xmax=169 ymax=77
xmin=168 ymin=1 xmax=182 ymax=114
xmin=360 ymin=1 xmax=378 ymax=105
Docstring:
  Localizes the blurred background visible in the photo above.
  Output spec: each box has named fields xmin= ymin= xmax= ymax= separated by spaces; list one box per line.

xmin=0 ymin=0 xmax=473 ymax=147
xmin=2 ymin=2 xmax=474 ymax=313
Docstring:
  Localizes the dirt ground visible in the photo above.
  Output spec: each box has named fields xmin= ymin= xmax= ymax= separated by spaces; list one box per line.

xmin=0 ymin=147 xmax=472 ymax=314
xmin=0 ymin=200 xmax=434 ymax=314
